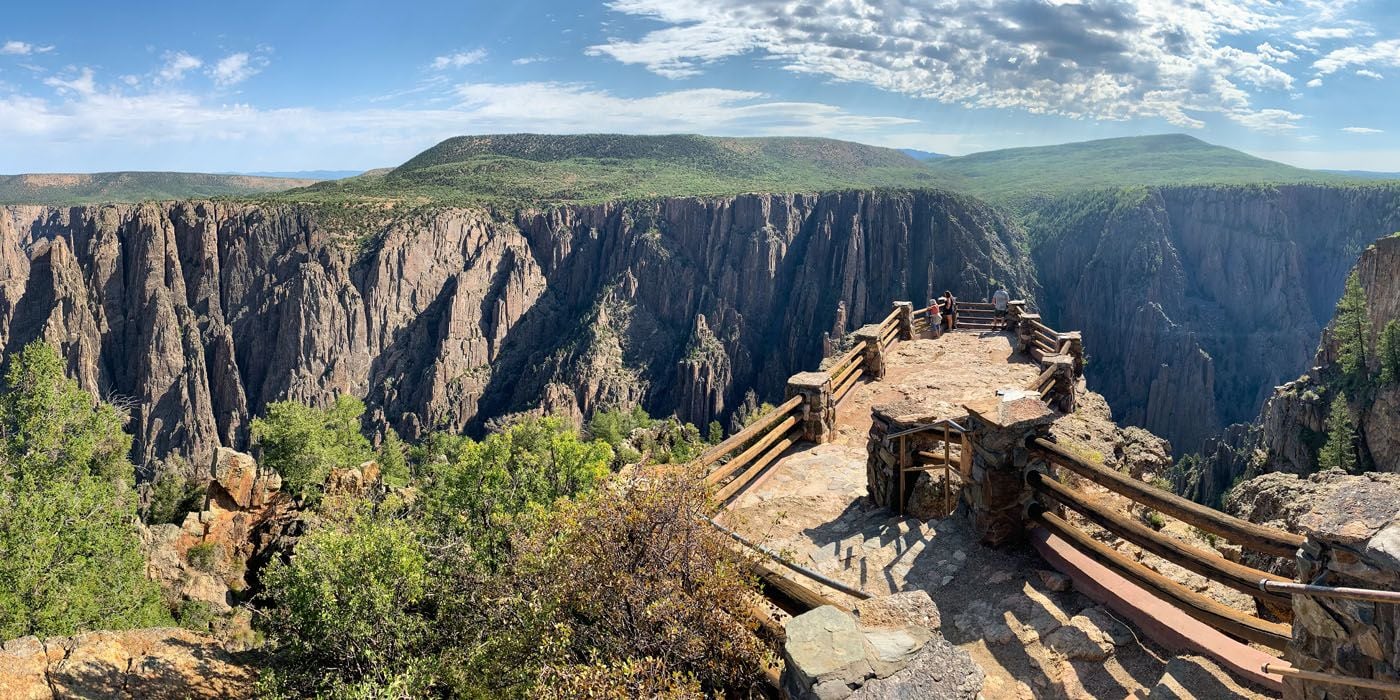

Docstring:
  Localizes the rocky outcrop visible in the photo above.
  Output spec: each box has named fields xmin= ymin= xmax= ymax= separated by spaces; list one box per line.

xmin=780 ymin=590 xmax=982 ymax=700
xmin=1031 ymin=185 xmax=1400 ymax=454
xmin=2 ymin=192 xmax=1035 ymax=474
xmin=1185 ymin=233 xmax=1400 ymax=504
xmin=0 ymin=628 xmax=255 ymax=699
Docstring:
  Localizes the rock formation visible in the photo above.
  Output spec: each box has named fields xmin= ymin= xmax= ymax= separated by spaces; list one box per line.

xmin=1031 ymin=185 xmax=1400 ymax=454
xmin=0 ymin=193 xmax=1035 ymax=475
xmin=1184 ymin=233 xmax=1400 ymax=505
xmin=0 ymin=628 xmax=255 ymax=699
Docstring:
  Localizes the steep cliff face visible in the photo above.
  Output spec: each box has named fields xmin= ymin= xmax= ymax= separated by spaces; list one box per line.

xmin=1031 ymin=184 xmax=1400 ymax=454
xmin=0 ymin=191 xmax=1035 ymax=474
xmin=1183 ymin=233 xmax=1400 ymax=504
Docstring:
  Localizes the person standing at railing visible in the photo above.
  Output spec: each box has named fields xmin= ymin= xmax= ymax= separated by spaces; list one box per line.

xmin=940 ymin=290 xmax=956 ymax=331
xmin=927 ymin=297 xmax=942 ymax=338
xmin=992 ymin=285 xmax=1010 ymax=330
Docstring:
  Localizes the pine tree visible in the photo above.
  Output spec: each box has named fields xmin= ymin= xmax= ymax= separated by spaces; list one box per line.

xmin=1333 ymin=272 xmax=1372 ymax=387
xmin=1317 ymin=394 xmax=1358 ymax=473
xmin=1379 ymin=320 xmax=1400 ymax=384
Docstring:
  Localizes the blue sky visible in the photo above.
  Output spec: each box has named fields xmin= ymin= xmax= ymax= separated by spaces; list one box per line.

xmin=2 ymin=0 xmax=1399 ymax=173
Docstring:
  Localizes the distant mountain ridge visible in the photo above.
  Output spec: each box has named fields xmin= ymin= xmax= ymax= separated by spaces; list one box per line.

xmin=0 ymin=171 xmax=318 ymax=205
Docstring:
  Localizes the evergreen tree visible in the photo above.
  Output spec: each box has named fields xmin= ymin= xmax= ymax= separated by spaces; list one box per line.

xmin=251 ymin=394 xmax=375 ymax=496
xmin=1333 ymin=272 xmax=1372 ymax=386
xmin=1379 ymin=319 xmax=1400 ymax=384
xmin=0 ymin=342 xmax=168 ymax=637
xmin=1318 ymin=394 xmax=1358 ymax=473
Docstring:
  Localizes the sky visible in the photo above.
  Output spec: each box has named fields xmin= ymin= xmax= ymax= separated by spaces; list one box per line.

xmin=2 ymin=0 xmax=1399 ymax=173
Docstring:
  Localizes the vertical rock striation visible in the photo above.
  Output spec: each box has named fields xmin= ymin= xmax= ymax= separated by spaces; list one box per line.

xmin=0 ymin=191 xmax=1035 ymax=474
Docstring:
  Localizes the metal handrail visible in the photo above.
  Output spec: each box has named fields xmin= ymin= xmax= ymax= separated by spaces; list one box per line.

xmin=883 ymin=417 xmax=967 ymax=441
xmin=1260 ymin=579 xmax=1400 ymax=604
xmin=703 ymin=515 xmax=872 ymax=600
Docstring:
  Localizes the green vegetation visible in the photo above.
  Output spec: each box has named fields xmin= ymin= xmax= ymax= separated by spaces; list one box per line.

xmin=587 ymin=405 xmax=709 ymax=467
xmin=0 ymin=171 xmax=320 ymax=205
xmin=0 ymin=342 xmax=168 ymax=638
xmin=270 ymin=133 xmax=950 ymax=207
xmin=924 ymin=134 xmax=1355 ymax=210
xmin=1318 ymin=394 xmax=1359 ymax=473
xmin=258 ymin=409 xmax=768 ymax=697
xmin=251 ymin=395 xmax=377 ymax=497
xmin=186 ymin=541 xmax=220 ymax=573
xmin=1333 ymin=271 xmax=1372 ymax=388
xmin=1379 ymin=320 xmax=1400 ymax=384
xmin=144 ymin=470 xmax=206 ymax=525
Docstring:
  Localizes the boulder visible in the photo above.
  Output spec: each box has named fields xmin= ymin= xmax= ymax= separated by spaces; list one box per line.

xmin=0 ymin=628 xmax=255 ymax=699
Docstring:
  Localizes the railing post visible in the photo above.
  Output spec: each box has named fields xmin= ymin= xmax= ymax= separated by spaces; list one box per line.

xmin=893 ymin=301 xmax=914 ymax=341
xmin=961 ymin=391 xmax=1057 ymax=547
xmin=1043 ymin=355 xmax=1077 ymax=413
xmin=1006 ymin=300 xmax=1026 ymax=331
xmin=866 ymin=403 xmax=962 ymax=518
xmin=785 ymin=372 xmax=836 ymax=445
xmin=1060 ymin=331 xmax=1084 ymax=377
xmin=1015 ymin=313 xmax=1040 ymax=355
xmin=1284 ymin=482 xmax=1400 ymax=699
xmin=852 ymin=325 xmax=887 ymax=380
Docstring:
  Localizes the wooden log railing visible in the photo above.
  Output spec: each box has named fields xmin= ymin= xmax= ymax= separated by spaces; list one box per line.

xmin=1030 ymin=437 xmax=1304 ymax=558
xmin=1030 ymin=505 xmax=1292 ymax=650
xmin=1027 ymin=471 xmax=1293 ymax=608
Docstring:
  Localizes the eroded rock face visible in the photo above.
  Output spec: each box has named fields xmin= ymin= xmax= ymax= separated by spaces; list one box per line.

xmin=2 ymin=193 xmax=1035 ymax=473
xmin=0 ymin=628 xmax=255 ymax=699
xmin=1032 ymin=185 xmax=1400 ymax=454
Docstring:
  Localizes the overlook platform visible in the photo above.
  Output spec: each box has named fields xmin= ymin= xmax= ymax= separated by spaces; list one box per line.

xmin=718 ymin=328 xmax=1273 ymax=698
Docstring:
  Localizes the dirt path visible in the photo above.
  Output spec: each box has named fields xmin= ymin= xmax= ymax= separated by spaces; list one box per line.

xmin=723 ymin=330 xmax=1274 ymax=699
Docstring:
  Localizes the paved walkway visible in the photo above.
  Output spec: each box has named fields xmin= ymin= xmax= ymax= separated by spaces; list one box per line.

xmin=723 ymin=330 xmax=1272 ymax=699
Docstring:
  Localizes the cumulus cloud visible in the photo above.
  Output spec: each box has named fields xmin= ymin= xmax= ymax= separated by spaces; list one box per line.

xmin=431 ymin=49 xmax=487 ymax=70
xmin=588 ymin=0 xmax=1392 ymax=131
xmin=1342 ymin=126 xmax=1383 ymax=134
xmin=210 ymin=53 xmax=263 ymax=87
xmin=1313 ymin=39 xmax=1400 ymax=76
xmin=157 ymin=51 xmax=203 ymax=84
xmin=43 ymin=68 xmax=96 ymax=96
xmin=1357 ymin=69 xmax=1384 ymax=79
xmin=1 ymin=41 xmax=54 ymax=56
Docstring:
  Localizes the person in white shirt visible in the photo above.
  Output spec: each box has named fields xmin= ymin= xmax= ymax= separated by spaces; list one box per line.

xmin=992 ymin=286 xmax=1010 ymax=330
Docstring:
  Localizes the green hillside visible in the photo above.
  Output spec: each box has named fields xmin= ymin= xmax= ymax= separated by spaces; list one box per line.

xmin=277 ymin=133 xmax=954 ymax=206
xmin=925 ymin=134 xmax=1354 ymax=210
xmin=0 ymin=171 xmax=321 ymax=205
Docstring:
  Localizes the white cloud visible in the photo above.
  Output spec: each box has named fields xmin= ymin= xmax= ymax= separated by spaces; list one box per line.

xmin=1 ymin=41 xmax=54 ymax=56
xmin=1313 ymin=39 xmax=1400 ymax=76
xmin=511 ymin=56 xmax=548 ymax=65
xmin=157 ymin=51 xmax=203 ymax=84
xmin=1357 ymin=69 xmax=1384 ymax=79
xmin=1342 ymin=126 xmax=1383 ymax=134
xmin=588 ymin=0 xmax=1386 ymax=132
xmin=1307 ymin=77 xmax=1323 ymax=87
xmin=431 ymin=49 xmax=487 ymax=70
xmin=210 ymin=53 xmax=262 ymax=87
xmin=1295 ymin=27 xmax=1360 ymax=43
xmin=43 ymin=68 xmax=96 ymax=96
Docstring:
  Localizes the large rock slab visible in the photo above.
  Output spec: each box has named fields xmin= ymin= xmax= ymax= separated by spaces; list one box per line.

xmin=0 ymin=628 xmax=255 ymax=699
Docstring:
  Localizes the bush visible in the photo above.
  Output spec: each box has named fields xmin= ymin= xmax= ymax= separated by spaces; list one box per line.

xmin=186 ymin=541 xmax=220 ymax=572
xmin=260 ymin=511 xmax=433 ymax=696
xmin=251 ymin=394 xmax=375 ymax=496
xmin=1380 ymin=320 xmax=1400 ymax=384
xmin=175 ymin=600 xmax=219 ymax=633
xmin=0 ymin=342 xmax=169 ymax=638
xmin=145 ymin=470 xmax=206 ymax=525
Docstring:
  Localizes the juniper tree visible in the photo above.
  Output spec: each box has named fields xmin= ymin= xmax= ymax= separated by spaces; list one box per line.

xmin=1318 ymin=394 xmax=1358 ymax=473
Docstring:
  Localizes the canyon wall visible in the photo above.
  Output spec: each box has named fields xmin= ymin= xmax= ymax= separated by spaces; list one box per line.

xmin=0 ymin=192 xmax=1035 ymax=475
xmin=1030 ymin=184 xmax=1400 ymax=454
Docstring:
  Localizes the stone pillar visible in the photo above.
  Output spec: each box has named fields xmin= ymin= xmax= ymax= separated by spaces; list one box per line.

xmin=1006 ymin=300 xmax=1026 ymax=330
xmin=893 ymin=301 xmax=914 ymax=341
xmin=1060 ymin=331 xmax=1084 ymax=376
xmin=1285 ymin=481 xmax=1400 ymax=700
xmin=1015 ymin=313 xmax=1040 ymax=355
xmin=1041 ymin=355 xmax=1078 ymax=413
xmin=786 ymin=371 xmax=836 ymax=444
xmin=961 ymin=391 xmax=1057 ymax=547
xmin=866 ymin=401 xmax=965 ymax=516
xmin=852 ymin=324 xmax=887 ymax=380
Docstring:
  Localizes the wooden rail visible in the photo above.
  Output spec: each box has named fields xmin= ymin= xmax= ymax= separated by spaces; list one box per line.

xmin=1028 ymin=471 xmax=1293 ymax=607
xmin=1031 ymin=506 xmax=1291 ymax=649
xmin=706 ymin=416 xmax=800 ymax=485
xmin=715 ymin=432 xmax=799 ymax=502
xmin=1031 ymin=437 xmax=1304 ymax=558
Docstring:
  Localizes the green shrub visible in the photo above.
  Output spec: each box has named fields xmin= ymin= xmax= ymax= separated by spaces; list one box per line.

xmin=1380 ymin=320 xmax=1400 ymax=384
xmin=175 ymin=600 xmax=219 ymax=633
xmin=251 ymin=394 xmax=374 ymax=497
xmin=0 ymin=341 xmax=169 ymax=638
xmin=186 ymin=541 xmax=220 ymax=572
xmin=145 ymin=470 xmax=206 ymax=525
xmin=1144 ymin=510 xmax=1167 ymax=530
